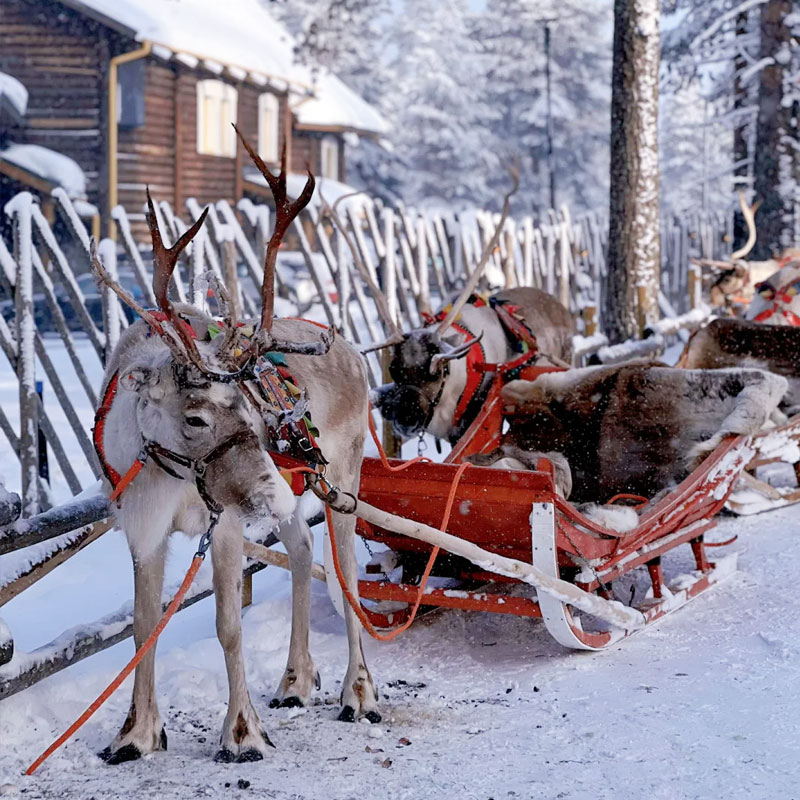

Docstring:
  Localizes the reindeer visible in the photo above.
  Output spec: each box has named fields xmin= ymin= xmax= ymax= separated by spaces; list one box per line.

xmin=92 ymin=134 xmax=379 ymax=766
xmin=697 ymin=191 xmax=799 ymax=310
xmin=471 ymin=362 xmax=787 ymax=505
xmin=364 ymin=179 xmax=574 ymax=444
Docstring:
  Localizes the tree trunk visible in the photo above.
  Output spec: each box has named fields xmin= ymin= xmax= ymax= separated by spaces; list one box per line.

xmin=751 ymin=0 xmax=793 ymax=260
xmin=605 ymin=0 xmax=661 ymax=343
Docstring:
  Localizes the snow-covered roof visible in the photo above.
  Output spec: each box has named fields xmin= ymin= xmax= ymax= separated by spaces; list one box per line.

xmin=0 ymin=72 xmax=28 ymax=119
xmin=0 ymin=144 xmax=87 ymax=198
xmin=292 ymin=73 xmax=389 ymax=136
xmin=59 ymin=0 xmax=389 ymax=136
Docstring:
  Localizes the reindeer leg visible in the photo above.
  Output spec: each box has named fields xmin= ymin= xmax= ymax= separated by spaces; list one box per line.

xmin=100 ymin=540 xmax=168 ymax=764
xmin=321 ymin=454 xmax=380 ymax=723
xmin=270 ymin=514 xmax=319 ymax=709
xmin=212 ymin=512 xmax=273 ymax=763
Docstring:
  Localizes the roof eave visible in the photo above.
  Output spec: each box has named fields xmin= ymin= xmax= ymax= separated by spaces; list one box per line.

xmin=55 ymin=0 xmax=139 ymax=38
xmin=293 ymin=122 xmax=385 ymax=139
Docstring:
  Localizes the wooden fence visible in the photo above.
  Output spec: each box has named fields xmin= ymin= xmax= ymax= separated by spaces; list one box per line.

xmin=0 ymin=187 xmax=729 ymax=696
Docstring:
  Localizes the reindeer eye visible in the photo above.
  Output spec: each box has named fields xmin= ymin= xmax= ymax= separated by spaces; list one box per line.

xmin=185 ymin=415 xmax=209 ymax=428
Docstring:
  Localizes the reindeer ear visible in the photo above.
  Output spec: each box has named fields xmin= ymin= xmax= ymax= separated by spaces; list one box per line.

xmin=120 ymin=366 xmax=162 ymax=398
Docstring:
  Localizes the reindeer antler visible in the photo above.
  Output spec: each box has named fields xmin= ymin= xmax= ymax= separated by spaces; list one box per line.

xmin=731 ymin=189 xmax=761 ymax=261
xmin=146 ymin=189 xmax=210 ymax=370
xmin=233 ymin=124 xmax=315 ymax=334
xmin=437 ymin=163 xmax=520 ymax=336
xmin=90 ymin=239 xmax=189 ymax=365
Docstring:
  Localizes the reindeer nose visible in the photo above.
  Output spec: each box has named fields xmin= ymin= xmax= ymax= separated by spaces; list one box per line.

xmin=369 ymin=383 xmax=396 ymax=409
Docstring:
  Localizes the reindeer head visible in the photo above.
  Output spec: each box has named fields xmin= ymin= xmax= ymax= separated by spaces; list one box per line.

xmin=363 ymin=168 xmax=517 ymax=440
xmin=120 ymin=352 xmax=296 ymax=530
xmin=371 ymin=327 xmax=481 ymax=438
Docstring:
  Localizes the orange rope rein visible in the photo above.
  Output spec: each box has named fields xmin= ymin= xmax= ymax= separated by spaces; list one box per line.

xmin=366 ymin=406 xmax=431 ymax=472
xmin=26 ymin=554 xmax=205 ymax=775
xmin=27 ymin=407 xmax=445 ymax=773
xmin=325 ymin=461 xmax=471 ymax=641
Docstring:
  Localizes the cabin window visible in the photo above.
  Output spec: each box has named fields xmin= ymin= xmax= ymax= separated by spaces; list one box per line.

xmin=196 ymin=79 xmax=238 ymax=157
xmin=117 ymin=60 xmax=145 ymax=129
xmin=258 ymin=93 xmax=280 ymax=163
xmin=320 ymin=136 xmax=339 ymax=180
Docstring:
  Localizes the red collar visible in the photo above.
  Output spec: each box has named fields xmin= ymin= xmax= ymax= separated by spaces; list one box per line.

xmin=94 ymin=372 xmax=122 ymax=489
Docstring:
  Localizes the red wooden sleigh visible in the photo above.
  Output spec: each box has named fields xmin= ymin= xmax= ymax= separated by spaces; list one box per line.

xmin=346 ymin=362 xmax=773 ymax=650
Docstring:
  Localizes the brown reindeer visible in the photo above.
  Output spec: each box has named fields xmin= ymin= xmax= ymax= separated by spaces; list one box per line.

xmin=471 ymin=363 xmax=786 ymax=504
xmin=92 ymin=134 xmax=379 ymax=765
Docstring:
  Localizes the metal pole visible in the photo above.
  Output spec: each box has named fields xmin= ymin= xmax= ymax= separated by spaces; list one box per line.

xmin=545 ymin=22 xmax=556 ymax=211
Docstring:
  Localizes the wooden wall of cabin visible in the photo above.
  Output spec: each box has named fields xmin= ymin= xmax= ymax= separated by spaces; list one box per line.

xmin=292 ymin=130 xmax=346 ymax=183
xmin=0 ymin=0 xmax=109 ymax=215
xmin=117 ymin=60 xmax=176 ymax=242
xmin=175 ymin=72 xmax=290 ymax=209
xmin=116 ymin=64 xmax=290 ymax=243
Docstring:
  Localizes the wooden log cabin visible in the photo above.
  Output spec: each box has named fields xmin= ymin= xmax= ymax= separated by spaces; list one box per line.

xmin=0 ymin=0 xmax=388 ymax=242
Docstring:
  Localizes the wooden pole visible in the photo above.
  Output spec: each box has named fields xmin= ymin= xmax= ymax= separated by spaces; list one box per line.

xmin=10 ymin=195 xmax=39 ymax=517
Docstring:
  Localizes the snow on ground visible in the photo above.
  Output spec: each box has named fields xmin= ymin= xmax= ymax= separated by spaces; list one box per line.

xmin=1 ymin=506 xmax=799 ymax=799
xmin=1 ymin=333 xmax=800 ymax=799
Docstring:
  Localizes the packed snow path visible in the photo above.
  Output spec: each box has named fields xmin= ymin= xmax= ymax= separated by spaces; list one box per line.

xmin=1 ymin=505 xmax=798 ymax=799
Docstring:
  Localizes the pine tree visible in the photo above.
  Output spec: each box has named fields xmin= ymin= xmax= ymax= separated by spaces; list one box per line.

xmin=272 ymin=0 xmax=390 ymax=105
xmin=475 ymin=0 xmax=612 ymax=216
xmin=385 ymin=0 xmax=498 ymax=208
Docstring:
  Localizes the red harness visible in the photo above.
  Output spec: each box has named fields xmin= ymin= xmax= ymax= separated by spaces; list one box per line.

xmin=451 ymin=321 xmax=488 ymax=427
xmin=93 ymin=316 xmax=328 ymax=502
xmin=752 ymin=266 xmax=800 ymax=326
xmin=422 ymin=296 xmax=539 ymax=429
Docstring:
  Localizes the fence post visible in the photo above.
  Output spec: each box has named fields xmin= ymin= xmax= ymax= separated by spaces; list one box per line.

xmin=36 ymin=381 xmax=49 ymax=485
xmin=223 ymin=239 xmax=241 ymax=321
xmin=416 ymin=217 xmax=430 ymax=315
xmin=688 ymin=265 xmax=701 ymax=309
xmin=8 ymin=194 xmax=39 ymax=517
xmin=98 ymin=238 xmax=120 ymax=360
xmin=582 ymin=305 xmax=597 ymax=336
xmin=381 ymin=350 xmax=400 ymax=458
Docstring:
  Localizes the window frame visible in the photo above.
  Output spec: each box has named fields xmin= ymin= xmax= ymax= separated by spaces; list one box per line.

xmin=196 ymin=79 xmax=238 ymax=158
xmin=257 ymin=92 xmax=280 ymax=164
xmin=320 ymin=135 xmax=339 ymax=181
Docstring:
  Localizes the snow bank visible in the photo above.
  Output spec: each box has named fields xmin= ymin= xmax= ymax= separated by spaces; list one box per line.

xmin=0 ymin=144 xmax=87 ymax=198
xmin=0 ymin=72 xmax=27 ymax=117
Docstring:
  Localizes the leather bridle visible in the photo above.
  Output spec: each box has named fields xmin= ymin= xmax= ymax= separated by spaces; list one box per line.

xmin=142 ymin=428 xmax=258 ymax=516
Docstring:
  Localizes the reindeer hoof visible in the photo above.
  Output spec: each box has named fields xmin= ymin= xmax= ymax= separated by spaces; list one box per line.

xmin=337 ymin=705 xmax=356 ymax=723
xmin=364 ymin=711 xmax=382 ymax=724
xmin=100 ymin=743 xmax=143 ymax=765
xmin=279 ymin=697 xmax=304 ymax=709
xmin=235 ymin=748 xmax=265 ymax=763
xmin=214 ymin=748 xmax=236 ymax=763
